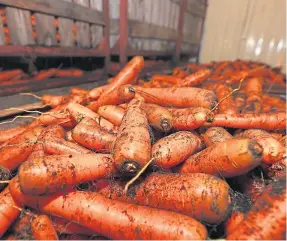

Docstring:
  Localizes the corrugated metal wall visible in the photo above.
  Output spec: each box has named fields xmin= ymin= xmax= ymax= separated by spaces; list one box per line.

xmin=200 ymin=0 xmax=286 ymax=72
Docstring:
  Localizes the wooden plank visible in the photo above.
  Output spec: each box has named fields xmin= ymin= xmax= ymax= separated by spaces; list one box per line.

xmin=34 ymin=13 xmax=57 ymax=46
xmin=74 ymin=0 xmax=91 ymax=48
xmin=0 ymin=0 xmax=105 ymax=25
xmin=0 ymin=10 xmax=5 ymax=45
xmin=90 ymin=0 xmax=103 ymax=48
xmin=5 ymin=7 xmax=35 ymax=45
xmin=58 ymin=0 xmax=74 ymax=47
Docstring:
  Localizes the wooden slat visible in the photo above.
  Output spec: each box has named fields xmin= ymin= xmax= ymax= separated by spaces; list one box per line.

xmin=58 ymin=0 xmax=74 ymax=47
xmin=35 ymin=13 xmax=57 ymax=46
xmin=0 ymin=11 xmax=5 ymax=45
xmin=74 ymin=0 xmax=90 ymax=48
xmin=90 ymin=0 xmax=103 ymax=48
xmin=5 ymin=7 xmax=35 ymax=45
xmin=0 ymin=0 xmax=105 ymax=25
xmin=171 ymin=0 xmax=205 ymax=17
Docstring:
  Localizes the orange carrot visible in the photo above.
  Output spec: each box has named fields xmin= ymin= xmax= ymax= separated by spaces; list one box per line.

xmin=87 ymin=84 xmax=110 ymax=101
xmin=135 ymin=87 xmax=217 ymax=109
xmin=142 ymin=103 xmax=173 ymax=132
xmin=226 ymin=178 xmax=286 ymax=240
xmin=202 ymin=127 xmax=233 ymax=146
xmin=112 ymin=98 xmax=151 ymax=174
xmin=10 ymin=177 xmax=207 ymax=240
xmin=0 ymin=126 xmax=27 ymax=144
xmin=0 ymin=69 xmax=24 ymax=82
xmin=55 ymin=69 xmax=84 ymax=77
xmin=18 ymin=153 xmax=116 ymax=195
xmin=215 ymin=84 xmax=237 ymax=115
xmin=33 ymin=68 xmax=57 ymax=81
xmin=224 ymin=211 xmax=245 ymax=236
xmin=0 ymin=126 xmax=44 ymax=171
xmin=97 ymin=105 xmax=125 ymax=126
xmin=70 ymin=87 xmax=88 ymax=96
xmin=262 ymin=94 xmax=286 ymax=110
xmin=171 ymin=107 xmax=212 ymax=130
xmin=238 ymin=129 xmax=285 ymax=165
xmin=65 ymin=130 xmax=75 ymax=142
xmin=242 ymin=77 xmax=263 ymax=113
xmin=262 ymin=103 xmax=272 ymax=113
xmin=172 ymin=67 xmax=188 ymax=78
xmin=31 ymin=215 xmax=59 ymax=240
xmin=152 ymin=131 xmax=203 ymax=168
xmin=178 ymin=138 xmax=262 ymax=177
xmin=177 ymin=68 xmax=211 ymax=87
xmin=266 ymin=161 xmax=286 ymax=180
xmin=42 ymin=94 xmax=70 ymax=108
xmin=151 ymin=74 xmax=183 ymax=85
xmin=87 ymin=84 xmax=135 ymax=111
xmin=72 ymin=117 xmax=115 ymax=152
xmin=0 ymin=187 xmax=20 ymax=238
xmin=98 ymin=173 xmax=231 ymax=224
xmin=206 ymin=112 xmax=286 ymax=130
xmin=98 ymin=56 xmax=144 ymax=100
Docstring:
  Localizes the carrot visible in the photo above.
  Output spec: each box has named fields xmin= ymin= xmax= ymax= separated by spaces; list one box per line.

xmin=213 ymin=61 xmax=229 ymax=76
xmin=205 ymin=112 xmax=286 ymax=130
xmin=55 ymin=69 xmax=84 ymax=77
xmin=0 ymin=126 xmax=44 ymax=171
xmin=42 ymin=94 xmax=70 ymax=108
xmin=66 ymin=102 xmax=116 ymax=133
xmin=151 ymin=74 xmax=183 ymax=85
xmin=68 ymin=94 xmax=87 ymax=105
xmin=262 ymin=94 xmax=286 ymax=110
xmin=224 ymin=211 xmax=245 ymax=236
xmin=72 ymin=118 xmax=115 ymax=153
xmin=0 ymin=126 xmax=27 ymax=144
xmin=134 ymin=87 xmax=217 ymax=109
xmin=98 ymin=56 xmax=144 ymax=99
xmin=142 ymin=103 xmax=173 ymax=132
xmin=171 ymin=107 xmax=212 ymax=130
xmin=215 ymin=84 xmax=237 ymax=115
xmin=70 ymin=87 xmax=88 ymax=96
xmin=202 ymin=127 xmax=233 ymax=146
xmin=226 ymin=178 xmax=286 ymax=240
xmin=242 ymin=77 xmax=263 ymax=113
xmin=31 ymin=215 xmax=58 ymax=240
xmin=177 ymin=68 xmax=211 ymax=87
xmin=0 ymin=187 xmax=20 ymax=238
xmin=238 ymin=129 xmax=285 ymax=165
xmin=97 ymin=172 xmax=231 ymax=224
xmin=87 ymin=84 xmax=110 ymax=101
xmin=65 ymin=130 xmax=75 ymax=142
xmin=0 ymin=69 xmax=23 ymax=82
xmin=262 ymin=103 xmax=271 ymax=112
xmin=151 ymin=131 xmax=203 ymax=168
xmin=18 ymin=153 xmax=116 ymax=195
xmin=87 ymin=84 xmax=135 ymax=111
xmin=266 ymin=161 xmax=286 ymax=180
xmin=112 ymin=98 xmax=151 ymax=174
xmin=178 ymin=138 xmax=262 ymax=177
xmin=97 ymin=105 xmax=125 ymax=126
xmin=10 ymin=177 xmax=207 ymax=240
xmin=172 ymin=67 xmax=188 ymax=78
xmin=33 ymin=68 xmax=57 ymax=81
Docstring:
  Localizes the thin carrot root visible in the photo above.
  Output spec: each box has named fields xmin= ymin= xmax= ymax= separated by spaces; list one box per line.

xmin=20 ymin=93 xmax=42 ymax=100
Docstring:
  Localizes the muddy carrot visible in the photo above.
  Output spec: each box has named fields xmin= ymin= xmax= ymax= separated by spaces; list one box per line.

xmin=112 ymin=98 xmax=151 ymax=174
xmin=31 ymin=215 xmax=59 ymax=240
xmin=202 ymin=127 xmax=233 ymax=146
xmin=242 ymin=77 xmax=263 ymax=113
xmin=178 ymin=138 xmax=262 ymax=177
xmin=72 ymin=117 xmax=115 ymax=152
xmin=97 ymin=105 xmax=125 ymax=126
xmin=226 ymin=178 xmax=286 ymax=240
xmin=178 ymin=68 xmax=211 ymax=87
xmin=134 ymin=87 xmax=217 ymax=109
xmin=215 ymin=84 xmax=237 ymax=115
xmin=152 ymin=131 xmax=204 ymax=168
xmin=10 ymin=177 xmax=207 ymax=240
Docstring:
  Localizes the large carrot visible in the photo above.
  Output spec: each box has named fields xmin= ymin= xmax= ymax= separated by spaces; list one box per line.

xmin=72 ymin=118 xmax=115 ymax=153
xmin=98 ymin=172 xmax=231 ymax=224
xmin=202 ymin=127 xmax=233 ymax=146
xmin=242 ymin=77 xmax=263 ymax=113
xmin=113 ymin=98 xmax=151 ymax=174
xmin=98 ymin=56 xmax=144 ymax=99
xmin=10 ymin=177 xmax=207 ymax=240
xmin=18 ymin=153 xmax=116 ymax=195
xmin=238 ymin=129 xmax=285 ymax=165
xmin=31 ymin=215 xmax=59 ymax=240
xmin=97 ymin=105 xmax=125 ymax=126
xmin=205 ymin=112 xmax=286 ymax=130
xmin=0 ymin=187 xmax=20 ymax=238
xmin=0 ymin=126 xmax=44 ymax=171
xmin=0 ymin=125 xmax=27 ymax=144
xmin=87 ymin=84 xmax=135 ymax=111
xmin=151 ymin=131 xmax=203 ymax=168
xmin=134 ymin=87 xmax=217 ymax=109
xmin=171 ymin=107 xmax=212 ymax=130
xmin=177 ymin=68 xmax=211 ymax=87
xmin=0 ymin=69 xmax=24 ymax=82
xmin=215 ymin=84 xmax=237 ymax=115
xmin=142 ymin=103 xmax=173 ymax=132
xmin=33 ymin=68 xmax=57 ymax=81
xmin=178 ymin=138 xmax=262 ymax=177
xmin=226 ymin=178 xmax=286 ymax=240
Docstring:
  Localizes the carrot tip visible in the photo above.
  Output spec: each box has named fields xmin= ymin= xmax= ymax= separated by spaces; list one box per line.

xmin=121 ymin=161 xmax=141 ymax=174
xmin=160 ymin=119 xmax=172 ymax=132
xmin=0 ymin=166 xmax=10 ymax=190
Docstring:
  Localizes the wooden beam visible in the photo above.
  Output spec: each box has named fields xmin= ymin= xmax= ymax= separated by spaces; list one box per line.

xmin=0 ymin=0 xmax=105 ymax=25
xmin=0 ymin=45 xmax=106 ymax=57
xmin=103 ymin=0 xmax=111 ymax=74
xmin=171 ymin=0 xmax=205 ymax=18
xmin=119 ymin=0 xmax=128 ymax=67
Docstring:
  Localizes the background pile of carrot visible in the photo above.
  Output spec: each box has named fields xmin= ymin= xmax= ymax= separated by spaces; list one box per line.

xmin=0 ymin=56 xmax=286 ymax=240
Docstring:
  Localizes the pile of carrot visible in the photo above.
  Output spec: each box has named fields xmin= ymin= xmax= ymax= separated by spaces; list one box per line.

xmin=0 ymin=56 xmax=285 ymax=240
